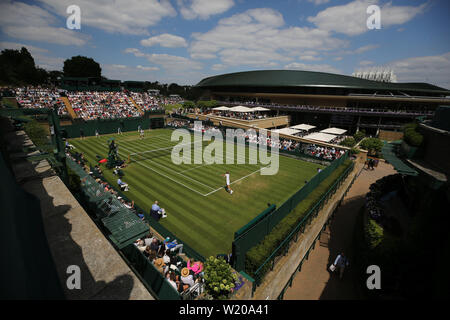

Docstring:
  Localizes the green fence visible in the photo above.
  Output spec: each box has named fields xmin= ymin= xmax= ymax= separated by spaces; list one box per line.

xmin=61 ymin=116 xmax=165 ymax=138
xmin=252 ymin=161 xmax=354 ymax=291
xmin=232 ymin=152 xmax=351 ymax=272
xmin=276 ymin=165 xmax=358 ymax=299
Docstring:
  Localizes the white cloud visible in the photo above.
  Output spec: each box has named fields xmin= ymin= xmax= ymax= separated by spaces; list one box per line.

xmin=124 ymin=48 xmax=147 ymax=57
xmin=137 ymin=65 xmax=160 ymax=71
xmin=0 ymin=1 xmax=89 ymax=46
xmin=387 ymin=52 xmax=450 ymax=89
xmin=110 ymin=64 xmax=127 ymax=69
xmin=307 ymin=0 xmax=426 ymax=36
xmin=359 ymin=60 xmax=374 ymax=66
xmin=340 ymin=44 xmax=379 ymax=56
xmin=189 ymin=8 xmax=347 ymax=68
xmin=307 ymin=0 xmax=330 ymax=5
xmin=284 ymin=62 xmax=341 ymax=74
xmin=211 ymin=64 xmax=226 ymax=71
xmin=177 ymin=0 xmax=234 ymax=20
xmin=354 ymin=44 xmax=379 ymax=54
xmin=140 ymin=33 xmax=187 ymax=48
xmin=125 ymin=48 xmax=203 ymax=72
xmin=299 ymin=55 xmax=322 ymax=61
xmin=37 ymin=0 xmax=176 ymax=35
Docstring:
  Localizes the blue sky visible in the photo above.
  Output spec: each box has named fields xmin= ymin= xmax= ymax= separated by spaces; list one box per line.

xmin=0 ymin=0 xmax=449 ymax=88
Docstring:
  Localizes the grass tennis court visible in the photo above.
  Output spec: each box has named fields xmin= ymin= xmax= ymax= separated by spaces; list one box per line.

xmin=69 ymin=128 xmax=323 ymax=258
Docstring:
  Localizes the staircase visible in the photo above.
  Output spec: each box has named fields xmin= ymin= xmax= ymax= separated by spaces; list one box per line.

xmin=128 ymin=96 xmax=144 ymax=115
xmin=60 ymin=97 xmax=77 ymax=120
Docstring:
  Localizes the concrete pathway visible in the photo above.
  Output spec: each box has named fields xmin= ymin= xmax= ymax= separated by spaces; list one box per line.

xmin=283 ymin=161 xmax=397 ymax=300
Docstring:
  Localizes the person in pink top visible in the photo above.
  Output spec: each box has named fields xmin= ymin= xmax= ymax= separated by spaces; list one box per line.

xmin=187 ymin=259 xmax=203 ymax=275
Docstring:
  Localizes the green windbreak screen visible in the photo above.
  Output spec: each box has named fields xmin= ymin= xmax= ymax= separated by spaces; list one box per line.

xmin=382 ymin=142 xmax=418 ymax=176
xmin=66 ymin=158 xmax=149 ymax=248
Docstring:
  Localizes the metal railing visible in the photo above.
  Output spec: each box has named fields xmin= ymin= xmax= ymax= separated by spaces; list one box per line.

xmin=250 ymin=161 xmax=355 ymax=294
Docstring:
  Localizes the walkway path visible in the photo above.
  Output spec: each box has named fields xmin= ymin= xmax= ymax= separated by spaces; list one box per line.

xmin=283 ymin=161 xmax=397 ymax=300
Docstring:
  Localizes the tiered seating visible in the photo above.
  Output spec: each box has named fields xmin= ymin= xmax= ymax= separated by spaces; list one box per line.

xmin=129 ymin=92 xmax=183 ymax=112
xmin=129 ymin=92 xmax=164 ymax=111
xmin=68 ymin=91 xmax=141 ymax=120
xmin=15 ymin=87 xmax=68 ymax=116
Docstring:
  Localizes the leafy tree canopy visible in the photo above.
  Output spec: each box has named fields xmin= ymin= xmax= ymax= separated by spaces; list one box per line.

xmin=63 ymin=55 xmax=101 ymax=78
xmin=0 ymin=47 xmax=49 ymax=85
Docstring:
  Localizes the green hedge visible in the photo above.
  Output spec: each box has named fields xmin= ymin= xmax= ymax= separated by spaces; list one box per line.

xmin=245 ymin=159 xmax=353 ymax=278
xmin=360 ymin=138 xmax=383 ymax=153
xmin=365 ymin=218 xmax=384 ymax=249
xmin=403 ymin=123 xmax=423 ymax=147
xmin=354 ymin=130 xmax=366 ymax=142
xmin=340 ymin=137 xmax=356 ymax=148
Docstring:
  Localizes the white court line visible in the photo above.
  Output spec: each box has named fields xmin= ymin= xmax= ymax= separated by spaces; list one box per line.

xmin=118 ymin=143 xmax=216 ymax=194
xmin=176 ymin=152 xmax=256 ymax=174
xmin=202 ymin=166 xmax=268 ymax=197
xmin=116 ymin=137 xmax=272 ymax=197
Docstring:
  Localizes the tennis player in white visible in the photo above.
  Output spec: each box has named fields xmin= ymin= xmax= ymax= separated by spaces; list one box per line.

xmin=222 ymin=171 xmax=233 ymax=194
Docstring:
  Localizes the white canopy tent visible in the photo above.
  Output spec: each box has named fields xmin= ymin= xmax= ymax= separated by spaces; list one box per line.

xmin=320 ymin=127 xmax=347 ymax=135
xmin=229 ymin=106 xmax=255 ymax=113
xmin=290 ymin=124 xmax=317 ymax=131
xmin=252 ymin=107 xmax=271 ymax=112
xmin=212 ymin=106 xmax=231 ymax=111
xmin=290 ymin=124 xmax=316 ymax=131
xmin=272 ymin=128 xmax=302 ymax=136
xmin=303 ymin=132 xmax=338 ymax=143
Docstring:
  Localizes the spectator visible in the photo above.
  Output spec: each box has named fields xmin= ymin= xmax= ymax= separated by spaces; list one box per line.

xmin=187 ymin=259 xmax=203 ymax=275
xmin=163 ymin=249 xmax=171 ymax=265
xmin=117 ymin=177 xmax=129 ymax=191
xmin=164 ymin=237 xmax=184 ymax=254
xmin=150 ymin=238 xmax=160 ymax=252
xmin=166 ymin=271 xmax=178 ymax=290
xmin=134 ymin=239 xmax=146 ymax=252
xmin=180 ymin=267 xmax=195 ymax=287
xmin=333 ymin=253 xmax=349 ymax=279
xmin=154 ymin=258 xmax=166 ymax=274
xmin=150 ymin=200 xmax=166 ymax=220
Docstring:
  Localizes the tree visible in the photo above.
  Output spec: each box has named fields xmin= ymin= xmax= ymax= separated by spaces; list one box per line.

xmin=182 ymin=101 xmax=195 ymax=109
xmin=0 ymin=47 xmax=44 ymax=85
xmin=63 ymin=55 xmax=101 ymax=78
xmin=360 ymin=138 xmax=384 ymax=154
xmin=354 ymin=130 xmax=366 ymax=142
xmin=340 ymin=137 xmax=356 ymax=148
